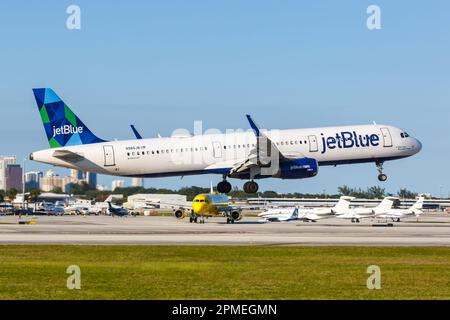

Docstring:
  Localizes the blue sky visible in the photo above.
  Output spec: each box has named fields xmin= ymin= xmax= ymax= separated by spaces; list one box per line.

xmin=0 ymin=1 xmax=449 ymax=196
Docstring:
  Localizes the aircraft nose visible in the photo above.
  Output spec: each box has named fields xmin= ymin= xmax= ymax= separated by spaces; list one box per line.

xmin=414 ymin=138 xmax=422 ymax=153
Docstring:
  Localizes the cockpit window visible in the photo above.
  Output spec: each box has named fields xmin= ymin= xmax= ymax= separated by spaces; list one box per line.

xmin=400 ymin=132 xmax=410 ymax=138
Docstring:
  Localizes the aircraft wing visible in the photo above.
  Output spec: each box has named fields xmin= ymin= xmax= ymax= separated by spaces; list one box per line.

xmin=301 ymin=213 xmax=328 ymax=221
xmin=52 ymin=150 xmax=84 ymax=162
xmin=144 ymin=200 xmax=192 ymax=210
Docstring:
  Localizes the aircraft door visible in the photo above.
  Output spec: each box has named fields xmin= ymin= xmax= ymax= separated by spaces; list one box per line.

xmin=103 ymin=145 xmax=116 ymax=166
xmin=212 ymin=141 xmax=222 ymax=158
xmin=380 ymin=128 xmax=393 ymax=147
xmin=308 ymin=135 xmax=318 ymax=152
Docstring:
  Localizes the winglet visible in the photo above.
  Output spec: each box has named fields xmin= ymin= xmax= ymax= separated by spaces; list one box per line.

xmin=246 ymin=114 xmax=261 ymax=137
xmin=130 ymin=125 xmax=143 ymax=139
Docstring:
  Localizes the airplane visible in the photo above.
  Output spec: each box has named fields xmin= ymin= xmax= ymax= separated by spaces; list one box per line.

xmin=105 ymin=195 xmax=129 ymax=217
xmin=29 ymin=88 xmax=422 ymax=194
xmin=298 ymin=196 xmax=355 ymax=222
xmin=336 ymin=196 xmax=398 ymax=223
xmin=258 ymin=207 xmax=300 ymax=222
xmin=377 ymin=196 xmax=425 ymax=222
xmin=150 ymin=185 xmax=246 ymax=224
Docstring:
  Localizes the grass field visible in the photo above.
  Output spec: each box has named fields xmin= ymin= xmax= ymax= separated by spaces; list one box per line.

xmin=0 ymin=245 xmax=449 ymax=300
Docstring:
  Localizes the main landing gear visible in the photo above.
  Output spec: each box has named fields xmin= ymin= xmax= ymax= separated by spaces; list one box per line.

xmin=376 ymin=161 xmax=388 ymax=182
xmin=243 ymin=180 xmax=259 ymax=194
xmin=217 ymin=180 xmax=232 ymax=194
xmin=189 ymin=215 xmax=206 ymax=224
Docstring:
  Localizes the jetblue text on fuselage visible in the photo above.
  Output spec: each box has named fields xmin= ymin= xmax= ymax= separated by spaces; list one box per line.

xmin=52 ymin=125 xmax=84 ymax=137
xmin=321 ymin=131 xmax=380 ymax=154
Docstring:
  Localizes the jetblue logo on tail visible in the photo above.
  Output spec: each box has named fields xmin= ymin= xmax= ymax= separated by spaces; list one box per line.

xmin=52 ymin=125 xmax=84 ymax=137
xmin=321 ymin=131 xmax=380 ymax=154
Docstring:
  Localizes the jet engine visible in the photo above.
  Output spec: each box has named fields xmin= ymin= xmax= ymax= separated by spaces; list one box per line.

xmin=231 ymin=210 xmax=242 ymax=221
xmin=276 ymin=157 xmax=318 ymax=179
xmin=174 ymin=209 xmax=186 ymax=219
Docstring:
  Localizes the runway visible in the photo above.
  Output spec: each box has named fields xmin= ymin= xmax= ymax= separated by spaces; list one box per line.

xmin=0 ymin=213 xmax=449 ymax=246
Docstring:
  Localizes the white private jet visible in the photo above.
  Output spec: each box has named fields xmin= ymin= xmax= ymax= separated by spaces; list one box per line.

xmin=298 ymin=196 xmax=355 ymax=222
xmin=30 ymin=88 xmax=422 ymax=193
xmin=258 ymin=207 xmax=300 ymax=222
xmin=337 ymin=196 xmax=398 ymax=223
xmin=377 ymin=196 xmax=425 ymax=222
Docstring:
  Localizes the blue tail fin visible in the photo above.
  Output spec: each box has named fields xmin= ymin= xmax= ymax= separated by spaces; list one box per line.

xmin=32 ymin=88 xmax=106 ymax=148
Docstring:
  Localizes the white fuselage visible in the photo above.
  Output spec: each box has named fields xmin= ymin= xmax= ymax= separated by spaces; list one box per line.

xmin=30 ymin=124 xmax=422 ymax=179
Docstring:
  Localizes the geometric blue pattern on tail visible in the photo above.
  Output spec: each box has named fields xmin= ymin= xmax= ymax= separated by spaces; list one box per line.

xmin=33 ymin=88 xmax=107 ymax=148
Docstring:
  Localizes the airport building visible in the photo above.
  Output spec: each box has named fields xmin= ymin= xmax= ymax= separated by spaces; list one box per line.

xmin=126 ymin=194 xmax=187 ymax=209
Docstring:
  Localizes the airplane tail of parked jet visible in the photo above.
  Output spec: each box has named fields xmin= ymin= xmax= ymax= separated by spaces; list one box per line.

xmin=332 ymin=196 xmax=355 ymax=214
xmin=374 ymin=196 xmax=397 ymax=213
xmin=32 ymin=88 xmax=106 ymax=148
xmin=410 ymin=196 xmax=425 ymax=215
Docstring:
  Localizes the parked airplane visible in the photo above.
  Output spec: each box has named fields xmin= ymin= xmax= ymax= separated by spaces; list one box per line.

xmin=298 ymin=196 xmax=355 ymax=222
xmin=258 ymin=207 xmax=300 ymax=222
xmin=337 ymin=196 xmax=398 ymax=223
xmin=151 ymin=187 xmax=245 ymax=224
xmin=105 ymin=195 xmax=129 ymax=217
xmin=30 ymin=88 xmax=422 ymax=193
xmin=378 ymin=196 xmax=425 ymax=222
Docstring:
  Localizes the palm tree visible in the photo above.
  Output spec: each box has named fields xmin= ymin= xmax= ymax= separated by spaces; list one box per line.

xmin=6 ymin=188 xmax=18 ymax=202
xmin=28 ymin=189 xmax=41 ymax=211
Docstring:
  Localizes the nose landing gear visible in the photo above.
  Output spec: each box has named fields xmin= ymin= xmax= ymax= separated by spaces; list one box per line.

xmin=376 ymin=162 xmax=388 ymax=182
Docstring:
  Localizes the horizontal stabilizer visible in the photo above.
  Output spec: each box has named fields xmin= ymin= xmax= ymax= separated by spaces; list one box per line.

xmin=52 ymin=150 xmax=84 ymax=161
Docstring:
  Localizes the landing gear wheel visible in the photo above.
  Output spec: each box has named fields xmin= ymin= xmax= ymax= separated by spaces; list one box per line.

xmin=189 ymin=217 xmax=193 ymax=223
xmin=243 ymin=181 xmax=259 ymax=194
xmin=194 ymin=216 xmax=198 ymax=223
xmin=217 ymin=181 xmax=232 ymax=194
xmin=226 ymin=218 xmax=231 ymax=224
xmin=376 ymin=162 xmax=387 ymax=182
